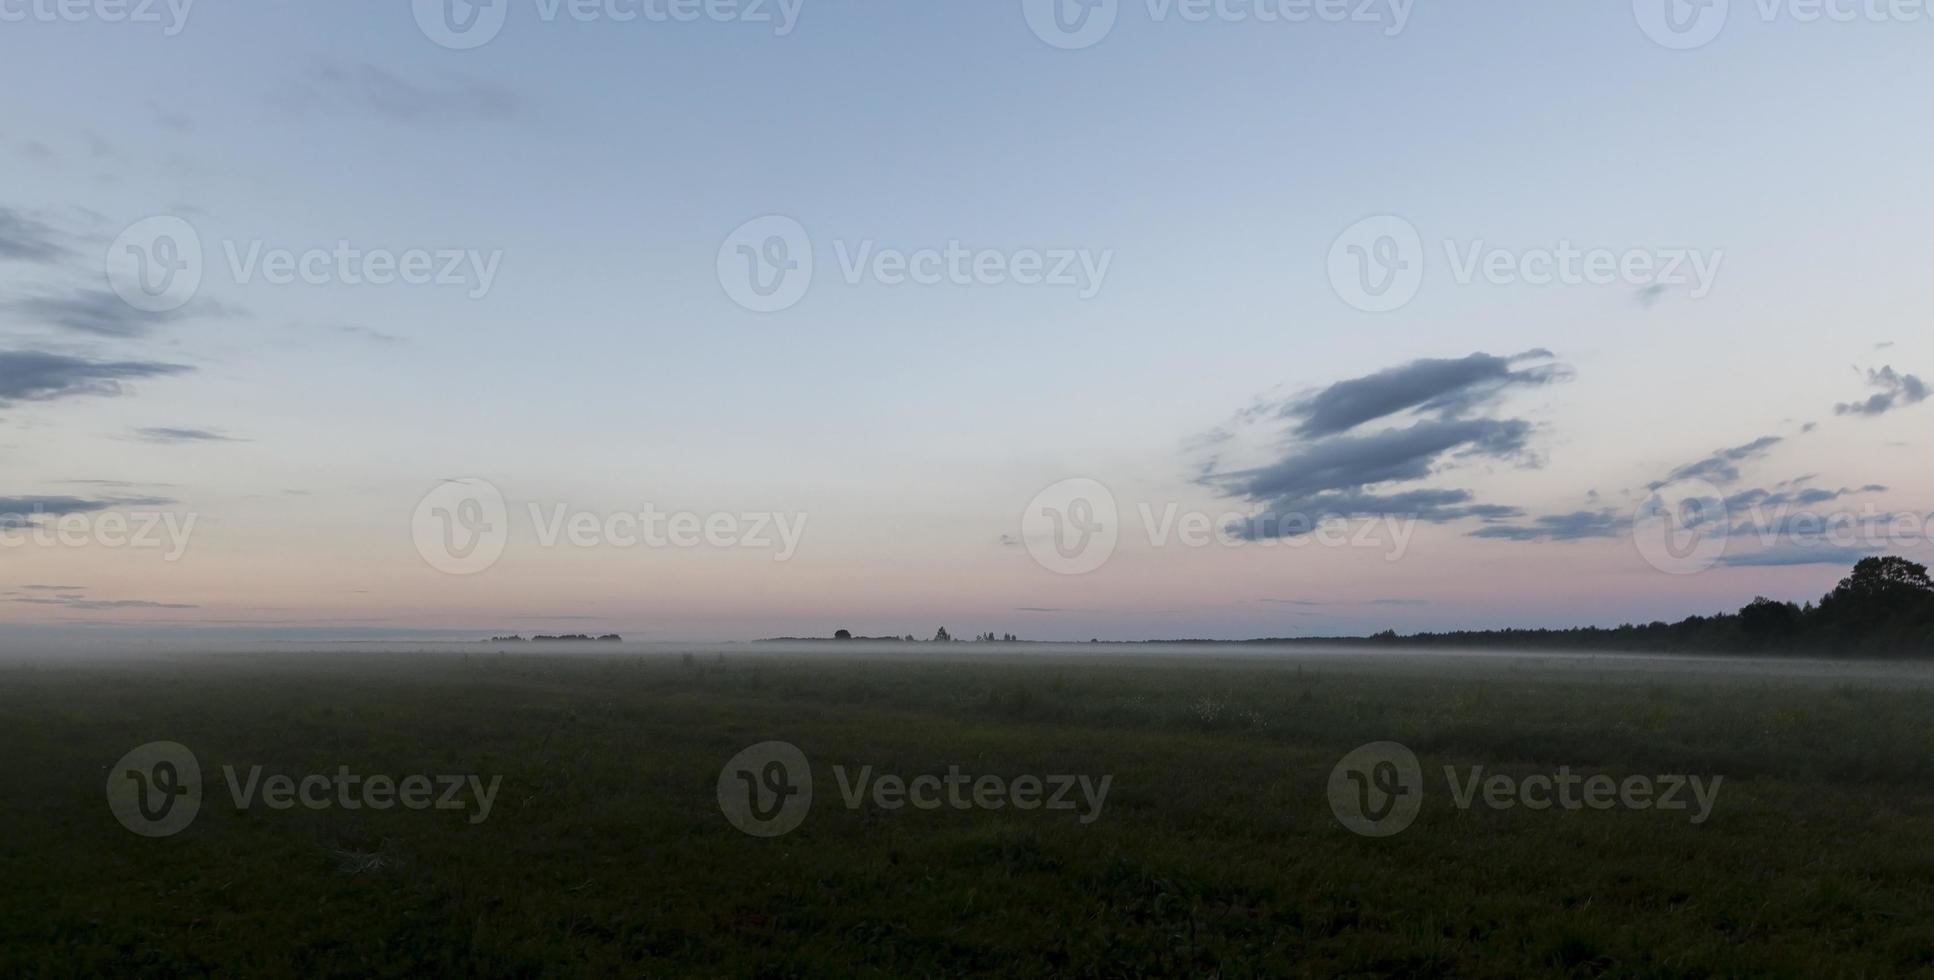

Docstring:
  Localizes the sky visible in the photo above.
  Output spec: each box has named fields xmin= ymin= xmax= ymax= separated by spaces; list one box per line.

xmin=1 ymin=0 xmax=1931 ymax=643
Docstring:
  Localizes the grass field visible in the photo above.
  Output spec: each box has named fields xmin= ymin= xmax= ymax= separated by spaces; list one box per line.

xmin=5 ymin=644 xmax=1934 ymax=977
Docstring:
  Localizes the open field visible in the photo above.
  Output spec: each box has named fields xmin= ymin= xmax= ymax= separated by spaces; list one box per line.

xmin=6 ymin=644 xmax=1934 ymax=976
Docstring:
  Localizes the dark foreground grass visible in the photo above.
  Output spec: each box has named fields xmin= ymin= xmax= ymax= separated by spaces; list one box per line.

xmin=4 ymin=647 xmax=1934 ymax=977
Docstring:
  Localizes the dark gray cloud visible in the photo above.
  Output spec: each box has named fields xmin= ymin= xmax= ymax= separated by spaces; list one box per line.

xmin=0 ymin=350 xmax=191 ymax=407
xmin=1266 ymin=597 xmax=1430 ymax=608
xmin=1220 ymin=418 xmax=1534 ymax=504
xmin=1282 ymin=350 xmax=1565 ymax=439
xmin=132 ymin=427 xmax=241 ymax=444
xmin=1715 ymin=545 xmax=1880 ymax=568
xmin=1835 ymin=366 xmax=1928 ymax=418
xmin=1469 ymin=509 xmax=1627 ymax=542
xmin=1649 ymin=435 xmax=1783 ymax=489
xmin=1722 ymin=484 xmax=1886 ymax=512
xmin=285 ymin=63 xmax=520 ymax=123
xmin=333 ymin=324 xmax=404 ymax=344
xmin=0 ymin=496 xmax=116 ymax=528
xmin=1206 ymin=354 xmax=1559 ymax=540
xmin=1228 ymin=488 xmax=1522 ymax=541
xmin=5 ymin=288 xmax=221 ymax=338
xmin=12 ymin=595 xmax=198 ymax=611
xmin=0 ymin=207 xmax=68 ymax=263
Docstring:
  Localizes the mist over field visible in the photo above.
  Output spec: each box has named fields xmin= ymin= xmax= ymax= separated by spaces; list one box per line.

xmin=8 ymin=0 xmax=1934 ymax=973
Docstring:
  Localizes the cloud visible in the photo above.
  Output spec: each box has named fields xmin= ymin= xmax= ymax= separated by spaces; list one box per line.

xmin=1469 ymin=509 xmax=1627 ymax=542
xmin=12 ymin=595 xmax=198 ymax=611
xmin=0 ymin=350 xmax=191 ymax=407
xmin=1722 ymin=484 xmax=1885 ymax=512
xmin=1263 ymin=597 xmax=1431 ymax=608
xmin=333 ymin=324 xmax=403 ymax=344
xmin=1219 ymin=418 xmax=1535 ymax=503
xmin=5 ymin=288 xmax=233 ymax=338
xmin=1835 ymin=365 xmax=1928 ymax=418
xmin=0 ymin=495 xmax=168 ymax=528
xmin=1203 ymin=354 xmax=1560 ymax=540
xmin=1280 ymin=350 xmax=1566 ymax=439
xmin=1649 ymin=435 xmax=1783 ymax=490
xmin=0 ymin=207 xmax=69 ymax=263
xmin=132 ymin=427 xmax=241 ymax=444
xmin=284 ymin=63 xmax=521 ymax=124
xmin=1715 ymin=544 xmax=1880 ymax=568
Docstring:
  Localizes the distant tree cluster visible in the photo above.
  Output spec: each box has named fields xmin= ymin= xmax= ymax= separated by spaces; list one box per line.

xmin=1346 ymin=557 xmax=1934 ymax=657
xmin=488 ymin=634 xmax=623 ymax=643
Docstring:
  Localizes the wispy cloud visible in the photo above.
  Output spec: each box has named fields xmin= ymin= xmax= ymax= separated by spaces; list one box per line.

xmin=1649 ymin=436 xmax=1783 ymax=490
xmin=7 ymin=288 xmax=233 ymax=338
xmin=131 ymin=427 xmax=242 ymax=444
xmin=0 ymin=495 xmax=173 ymax=528
xmin=1835 ymin=365 xmax=1928 ymax=418
xmin=282 ymin=62 xmax=521 ymax=124
xmin=12 ymin=595 xmax=197 ymax=611
xmin=1276 ymin=350 xmax=1567 ymax=439
xmin=0 ymin=350 xmax=191 ymax=407
xmin=0 ymin=206 xmax=70 ymax=263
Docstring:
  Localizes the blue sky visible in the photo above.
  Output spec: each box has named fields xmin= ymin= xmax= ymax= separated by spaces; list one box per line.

xmin=1 ymin=1 xmax=1930 ymax=641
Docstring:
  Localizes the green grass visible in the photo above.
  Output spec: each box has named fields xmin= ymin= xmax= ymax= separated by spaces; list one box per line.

xmin=5 ymin=647 xmax=1934 ymax=977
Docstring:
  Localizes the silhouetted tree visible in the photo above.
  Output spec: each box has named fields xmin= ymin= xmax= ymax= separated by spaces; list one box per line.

xmin=1739 ymin=596 xmax=1800 ymax=641
xmin=834 ymin=629 xmax=852 ymax=640
xmin=933 ymin=627 xmax=951 ymax=642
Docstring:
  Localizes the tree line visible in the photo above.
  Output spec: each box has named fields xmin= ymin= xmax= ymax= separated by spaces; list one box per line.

xmin=1330 ymin=557 xmax=1934 ymax=657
